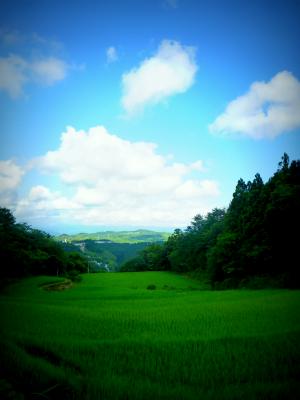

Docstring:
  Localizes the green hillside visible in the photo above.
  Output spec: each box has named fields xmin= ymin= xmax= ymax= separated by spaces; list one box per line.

xmin=56 ymin=229 xmax=170 ymax=244
xmin=1 ymin=273 xmax=299 ymax=399
xmin=60 ymin=240 xmax=154 ymax=272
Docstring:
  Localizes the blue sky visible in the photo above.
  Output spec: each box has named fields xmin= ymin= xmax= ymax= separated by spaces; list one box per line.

xmin=0 ymin=0 xmax=300 ymax=233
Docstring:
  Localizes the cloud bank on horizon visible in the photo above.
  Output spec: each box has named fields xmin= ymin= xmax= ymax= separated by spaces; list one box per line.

xmin=1 ymin=126 xmax=220 ymax=227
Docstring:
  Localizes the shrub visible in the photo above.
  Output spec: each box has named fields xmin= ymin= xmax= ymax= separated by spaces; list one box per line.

xmin=65 ymin=270 xmax=82 ymax=283
xmin=147 ymin=284 xmax=156 ymax=290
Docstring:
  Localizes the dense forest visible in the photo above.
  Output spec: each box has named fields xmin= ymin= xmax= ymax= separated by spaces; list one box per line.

xmin=60 ymin=240 xmax=158 ymax=272
xmin=0 ymin=209 xmax=88 ymax=284
xmin=0 ymin=210 xmax=166 ymax=282
xmin=121 ymin=154 xmax=300 ymax=288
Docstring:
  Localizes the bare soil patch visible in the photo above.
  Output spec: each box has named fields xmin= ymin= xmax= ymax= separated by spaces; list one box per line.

xmin=42 ymin=279 xmax=73 ymax=291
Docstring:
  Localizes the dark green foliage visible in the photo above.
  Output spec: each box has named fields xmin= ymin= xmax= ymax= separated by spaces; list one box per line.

xmin=146 ymin=284 xmax=156 ymax=290
xmin=120 ymin=243 xmax=165 ymax=272
xmin=84 ymin=240 xmax=152 ymax=271
xmin=0 ymin=209 xmax=88 ymax=282
xmin=209 ymin=154 xmax=299 ymax=287
xmin=61 ymin=240 xmax=155 ymax=272
xmin=126 ymin=154 xmax=300 ymax=288
xmin=65 ymin=270 xmax=82 ymax=282
xmin=120 ymin=256 xmax=147 ymax=272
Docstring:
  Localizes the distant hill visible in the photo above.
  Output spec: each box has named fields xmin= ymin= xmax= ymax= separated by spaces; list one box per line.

xmin=56 ymin=229 xmax=170 ymax=244
xmin=55 ymin=230 xmax=170 ymax=272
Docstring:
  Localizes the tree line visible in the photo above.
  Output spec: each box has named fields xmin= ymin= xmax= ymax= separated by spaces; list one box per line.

xmin=121 ymin=154 xmax=300 ymax=288
xmin=0 ymin=208 xmax=88 ymax=285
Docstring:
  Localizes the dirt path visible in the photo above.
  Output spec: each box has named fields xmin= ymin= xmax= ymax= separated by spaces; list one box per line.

xmin=42 ymin=279 xmax=73 ymax=291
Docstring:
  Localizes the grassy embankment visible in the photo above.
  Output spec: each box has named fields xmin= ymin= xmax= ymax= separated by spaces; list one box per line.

xmin=0 ymin=272 xmax=299 ymax=399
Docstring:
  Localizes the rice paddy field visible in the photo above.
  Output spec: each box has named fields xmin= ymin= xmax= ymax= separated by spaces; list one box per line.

xmin=0 ymin=272 xmax=300 ymax=399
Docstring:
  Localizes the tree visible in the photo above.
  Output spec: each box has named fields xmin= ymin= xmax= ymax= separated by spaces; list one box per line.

xmin=0 ymin=208 xmax=15 ymax=228
xmin=207 ymin=232 xmax=240 ymax=284
xmin=128 ymin=154 xmax=300 ymax=288
xmin=0 ymin=208 xmax=88 ymax=282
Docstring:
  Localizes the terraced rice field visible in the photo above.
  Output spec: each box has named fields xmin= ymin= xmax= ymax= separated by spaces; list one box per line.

xmin=0 ymin=272 xmax=299 ymax=399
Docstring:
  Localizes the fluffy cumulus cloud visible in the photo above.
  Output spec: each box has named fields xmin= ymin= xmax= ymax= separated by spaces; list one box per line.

xmin=16 ymin=126 xmax=219 ymax=227
xmin=0 ymin=160 xmax=25 ymax=206
xmin=0 ymin=160 xmax=24 ymax=191
xmin=106 ymin=46 xmax=118 ymax=63
xmin=16 ymin=185 xmax=79 ymax=222
xmin=121 ymin=40 xmax=197 ymax=115
xmin=209 ymin=71 xmax=300 ymax=139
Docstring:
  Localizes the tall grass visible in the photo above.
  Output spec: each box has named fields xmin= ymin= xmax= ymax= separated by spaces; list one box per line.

xmin=1 ymin=272 xmax=299 ymax=399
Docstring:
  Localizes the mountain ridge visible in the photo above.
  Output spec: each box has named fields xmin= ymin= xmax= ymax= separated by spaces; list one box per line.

xmin=55 ymin=229 xmax=170 ymax=244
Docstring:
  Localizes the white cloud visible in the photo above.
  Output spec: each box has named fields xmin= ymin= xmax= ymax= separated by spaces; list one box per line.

xmin=24 ymin=185 xmax=78 ymax=210
xmin=0 ymin=30 xmax=81 ymax=98
xmin=28 ymin=185 xmax=52 ymax=201
xmin=18 ymin=125 xmax=219 ymax=227
xmin=0 ymin=160 xmax=25 ymax=207
xmin=16 ymin=185 xmax=80 ymax=224
xmin=0 ymin=160 xmax=24 ymax=191
xmin=31 ymin=57 xmax=68 ymax=85
xmin=106 ymin=46 xmax=118 ymax=63
xmin=175 ymin=180 xmax=219 ymax=199
xmin=209 ymin=71 xmax=300 ymax=139
xmin=0 ymin=54 xmax=69 ymax=98
xmin=0 ymin=55 xmax=28 ymax=98
xmin=121 ymin=40 xmax=197 ymax=115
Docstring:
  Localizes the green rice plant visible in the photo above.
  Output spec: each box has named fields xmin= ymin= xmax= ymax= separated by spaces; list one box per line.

xmin=0 ymin=272 xmax=299 ymax=399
